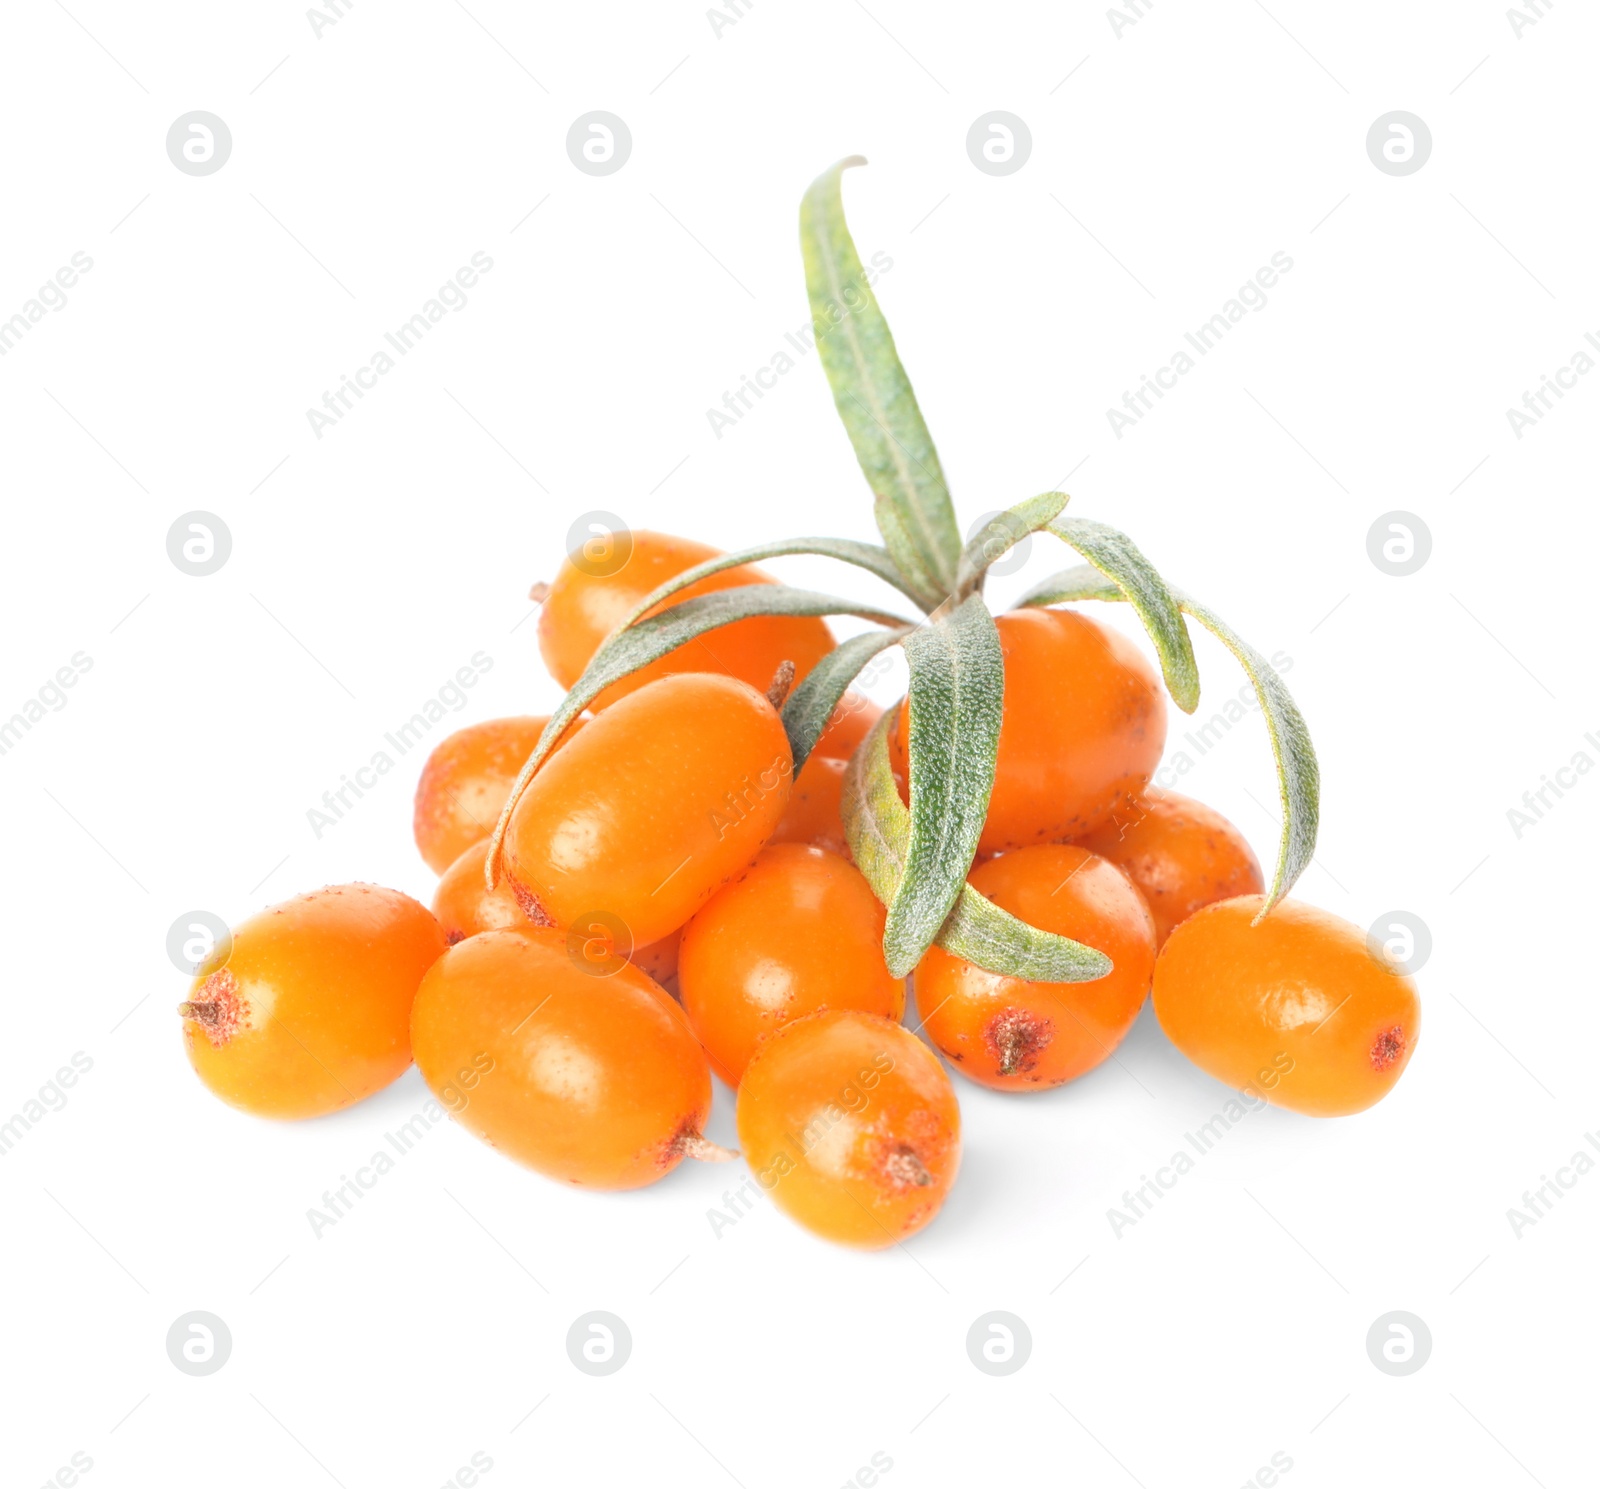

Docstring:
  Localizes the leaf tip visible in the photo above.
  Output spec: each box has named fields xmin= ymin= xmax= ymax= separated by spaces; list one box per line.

xmin=807 ymin=155 xmax=868 ymax=200
xmin=881 ymin=925 xmax=916 ymax=980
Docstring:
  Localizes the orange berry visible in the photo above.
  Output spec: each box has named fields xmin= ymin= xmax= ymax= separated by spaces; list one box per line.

xmin=1153 ymin=896 xmax=1420 ymax=1116
xmin=679 ymin=844 xmax=905 ymax=1085
xmin=771 ymin=755 xmax=850 ymax=858
xmin=894 ymin=609 xmax=1165 ymax=853
xmin=179 ymin=885 xmax=447 ymax=1120
xmin=433 ymin=839 xmax=532 ymax=943
xmin=502 ymin=673 xmax=793 ymax=948
xmin=812 ymin=691 xmax=883 ymax=761
xmin=410 ymin=927 xmax=726 ymax=1189
xmin=913 ymin=846 xmax=1156 ymax=1091
xmin=1075 ymin=788 xmax=1264 ymax=947
xmin=736 ymin=1010 xmax=960 ymax=1248
xmin=536 ymin=530 xmax=835 ymax=711
xmin=414 ymin=716 xmax=578 ymax=874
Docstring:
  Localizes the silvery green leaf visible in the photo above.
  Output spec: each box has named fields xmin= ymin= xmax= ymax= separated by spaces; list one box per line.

xmin=486 ymin=584 xmax=914 ymax=887
xmin=801 ymin=158 xmax=961 ymax=611
xmin=840 ymin=710 xmax=1111 ymax=981
xmin=934 ymin=886 xmax=1111 ymax=983
xmin=1046 ymin=517 xmax=1199 ymax=713
xmin=781 ymin=626 xmax=914 ymax=773
xmin=1018 ymin=568 xmax=1318 ymax=915
xmin=955 ymin=491 xmax=1070 ymax=592
xmin=836 ymin=710 xmax=911 ymax=911
xmin=1015 ymin=563 xmax=1121 ymax=608
xmin=1174 ymin=594 xmax=1319 ymax=916
xmin=885 ymin=595 xmax=1004 ymax=975
xmin=609 ymin=536 xmax=928 ymax=634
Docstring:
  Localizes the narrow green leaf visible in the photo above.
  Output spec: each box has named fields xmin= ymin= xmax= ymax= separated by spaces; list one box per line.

xmin=781 ymin=626 xmax=914 ymax=773
xmin=800 ymin=158 xmax=960 ymax=610
xmin=610 ymin=536 xmax=928 ymax=635
xmin=486 ymin=584 xmax=914 ymax=887
xmin=1016 ymin=562 xmax=1121 ymax=608
xmin=935 ymin=887 xmax=1112 ymax=983
xmin=1017 ymin=568 xmax=1319 ymax=914
xmin=837 ymin=710 xmax=911 ymax=909
xmin=839 ymin=710 xmax=1112 ymax=981
xmin=1046 ymin=518 xmax=1200 ymax=713
xmin=1175 ymin=594 xmax=1319 ymax=916
xmin=956 ymin=491 xmax=1070 ymax=592
xmin=883 ymin=595 xmax=1004 ymax=978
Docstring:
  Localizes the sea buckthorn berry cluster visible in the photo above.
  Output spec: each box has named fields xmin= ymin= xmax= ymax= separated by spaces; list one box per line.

xmin=177 ymin=157 xmax=1418 ymax=1250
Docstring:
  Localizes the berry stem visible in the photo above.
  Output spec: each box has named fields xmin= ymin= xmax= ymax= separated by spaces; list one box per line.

xmin=680 ymin=1132 xmax=738 ymax=1163
xmin=765 ymin=660 xmax=797 ymax=709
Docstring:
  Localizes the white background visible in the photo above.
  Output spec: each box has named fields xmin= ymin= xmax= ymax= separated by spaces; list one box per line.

xmin=2 ymin=1 xmax=1595 ymax=1485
